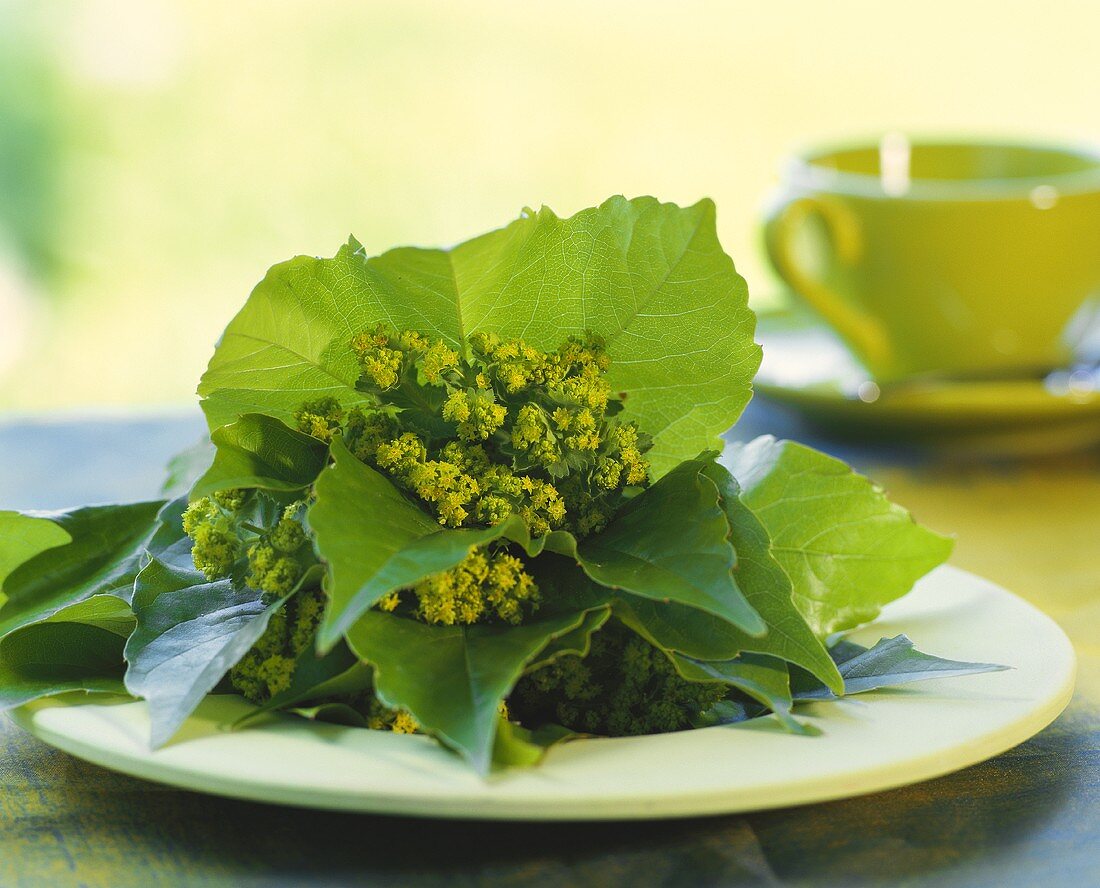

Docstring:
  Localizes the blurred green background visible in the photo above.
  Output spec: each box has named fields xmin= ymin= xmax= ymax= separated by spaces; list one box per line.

xmin=2 ymin=0 xmax=1099 ymax=411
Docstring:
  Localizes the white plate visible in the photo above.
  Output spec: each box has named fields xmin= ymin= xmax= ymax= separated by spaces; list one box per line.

xmin=10 ymin=566 xmax=1075 ymax=820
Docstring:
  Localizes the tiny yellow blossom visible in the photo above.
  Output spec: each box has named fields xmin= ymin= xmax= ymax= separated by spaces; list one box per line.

xmin=418 ymin=340 xmax=460 ymax=385
xmin=391 ymin=711 xmax=419 ymax=734
xmin=229 ymin=586 xmax=328 ymax=705
xmin=294 ymin=397 xmax=345 ymax=442
xmin=212 ymin=488 xmax=247 ymax=512
xmin=411 ymin=546 xmax=539 ymax=625
xmin=182 ymin=498 xmax=239 ymax=580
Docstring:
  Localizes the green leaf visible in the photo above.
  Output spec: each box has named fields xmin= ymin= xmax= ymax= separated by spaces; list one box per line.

xmin=728 ymin=437 xmax=954 ymax=637
xmin=520 ymin=555 xmax=612 ymax=677
xmin=610 ymin=595 xmax=740 ymax=660
xmin=0 ymin=511 xmax=72 ymax=587
xmin=491 ymin=716 xmax=547 ymax=768
xmin=345 ymin=608 xmax=590 ymax=774
xmin=0 ymin=511 xmax=72 ymax=609
xmin=146 ymin=496 xmax=190 ymax=559
xmin=672 ymin=652 xmax=810 ymax=735
xmin=0 ymin=621 xmax=128 ymax=712
xmin=606 ymin=461 xmax=844 ymax=694
xmin=702 ymin=462 xmax=843 ymax=693
xmin=233 ymin=642 xmax=372 ymax=728
xmin=492 ymin=717 xmax=577 ymax=768
xmin=310 ymin=436 xmax=531 ymax=651
xmin=575 ymin=459 xmax=764 ymax=634
xmin=523 ymin=607 xmax=611 ymax=674
xmin=161 ymin=436 xmax=216 ymax=498
xmin=792 ymin=634 xmax=1009 ymax=701
xmin=44 ymin=594 xmax=135 ymax=637
xmin=191 ymin=413 xmax=329 ymax=499
xmin=692 ymin=698 xmax=758 ymax=728
xmin=124 ymin=539 xmax=282 ymax=747
xmin=0 ymin=501 xmax=164 ymax=641
xmin=198 ymin=196 xmax=760 ymax=477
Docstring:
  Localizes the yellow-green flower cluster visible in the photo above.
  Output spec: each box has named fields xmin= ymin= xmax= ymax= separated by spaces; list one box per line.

xmin=364 ymin=699 xmax=419 ymax=734
xmin=329 ymin=325 xmax=651 ymax=540
xmin=181 ymin=496 xmax=240 ymax=580
xmin=294 ymin=397 xmax=345 ymax=443
xmin=468 ymin=330 xmax=611 ymax=398
xmin=470 ymin=330 xmax=616 ymax=476
xmin=229 ymin=585 xmax=327 ymax=704
xmin=371 ymin=432 xmax=566 ymax=534
xmin=246 ymin=503 xmax=310 ymax=598
xmin=181 ymin=494 xmax=314 ymax=598
xmin=350 ymin=326 xmax=405 ymax=391
xmin=351 ymin=324 xmax=464 ymax=393
xmin=382 ymin=545 xmax=540 ymax=626
xmin=477 ymin=465 xmax=566 ymax=537
xmin=288 ymin=325 xmax=655 ymax=631
xmin=181 ymin=490 xmax=416 ymax=727
xmin=441 ymin=389 xmax=507 ymax=441
xmin=342 ymin=405 xmax=396 ymax=463
xmin=509 ymin=621 xmax=727 ymax=736
xmin=375 ymin=433 xmax=481 ymax=528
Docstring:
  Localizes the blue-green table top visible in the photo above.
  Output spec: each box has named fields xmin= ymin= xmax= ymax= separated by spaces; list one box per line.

xmin=1 ymin=406 xmax=1097 ymax=888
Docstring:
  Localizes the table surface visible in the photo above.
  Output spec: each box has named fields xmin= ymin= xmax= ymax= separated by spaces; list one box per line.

xmin=1 ymin=404 xmax=1097 ymax=888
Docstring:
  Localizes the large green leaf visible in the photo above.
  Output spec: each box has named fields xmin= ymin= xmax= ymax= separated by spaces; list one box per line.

xmin=310 ymin=436 xmax=530 ymax=651
xmin=191 ymin=413 xmax=329 ymax=499
xmin=0 ymin=501 xmax=164 ymax=641
xmin=0 ymin=511 xmax=72 ymax=609
xmin=701 ymin=462 xmax=842 ymax=693
xmin=0 ymin=621 xmax=128 ymax=711
xmin=198 ymin=196 xmax=760 ymax=477
xmin=574 ymin=459 xmax=764 ymax=634
xmin=611 ymin=595 xmax=741 ymax=661
xmin=345 ymin=608 xmax=588 ymax=774
xmin=124 ymin=538 xmax=281 ymax=747
xmin=728 ymin=437 xmax=953 ymax=637
xmin=146 ymin=496 xmax=189 ymax=558
xmin=518 ymin=557 xmax=612 ymax=673
xmin=605 ymin=463 xmax=843 ymax=692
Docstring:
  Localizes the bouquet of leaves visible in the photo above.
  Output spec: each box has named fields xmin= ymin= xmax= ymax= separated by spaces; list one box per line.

xmin=0 ymin=197 xmax=1001 ymax=773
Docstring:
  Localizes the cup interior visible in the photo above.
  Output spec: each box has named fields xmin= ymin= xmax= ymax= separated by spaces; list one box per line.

xmin=800 ymin=138 xmax=1100 ymax=197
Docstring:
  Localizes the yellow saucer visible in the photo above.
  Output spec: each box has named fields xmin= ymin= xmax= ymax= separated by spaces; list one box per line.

xmin=755 ymin=310 xmax=1100 ymax=453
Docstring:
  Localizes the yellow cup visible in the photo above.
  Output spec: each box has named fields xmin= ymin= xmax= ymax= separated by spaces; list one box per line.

xmin=764 ymin=137 xmax=1100 ymax=382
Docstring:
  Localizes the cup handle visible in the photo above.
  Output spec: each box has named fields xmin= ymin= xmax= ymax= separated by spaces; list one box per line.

xmin=764 ymin=195 xmax=891 ymax=371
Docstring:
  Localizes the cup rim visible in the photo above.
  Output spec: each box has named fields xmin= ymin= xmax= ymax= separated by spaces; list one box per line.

xmin=787 ymin=135 xmax=1100 ymax=201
